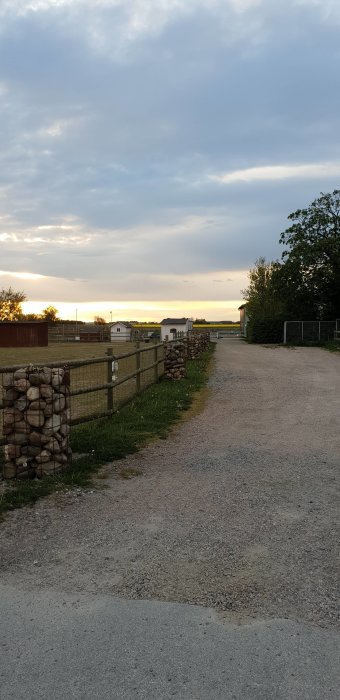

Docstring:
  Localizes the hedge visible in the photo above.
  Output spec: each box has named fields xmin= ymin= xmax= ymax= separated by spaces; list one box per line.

xmin=247 ymin=319 xmax=284 ymax=343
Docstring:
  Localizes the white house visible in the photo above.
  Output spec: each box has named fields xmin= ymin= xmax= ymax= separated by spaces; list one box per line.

xmin=160 ymin=318 xmax=193 ymax=341
xmin=110 ymin=321 xmax=133 ymax=343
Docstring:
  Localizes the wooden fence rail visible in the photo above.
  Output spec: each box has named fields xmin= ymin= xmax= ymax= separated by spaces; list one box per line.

xmin=0 ymin=337 xmax=205 ymax=451
xmin=0 ymin=342 xmax=165 ymax=443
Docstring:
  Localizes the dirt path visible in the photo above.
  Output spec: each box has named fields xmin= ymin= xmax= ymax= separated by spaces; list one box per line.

xmin=0 ymin=340 xmax=339 ymax=627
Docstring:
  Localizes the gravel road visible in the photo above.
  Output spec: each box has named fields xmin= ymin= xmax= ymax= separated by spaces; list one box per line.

xmin=0 ymin=340 xmax=339 ymax=627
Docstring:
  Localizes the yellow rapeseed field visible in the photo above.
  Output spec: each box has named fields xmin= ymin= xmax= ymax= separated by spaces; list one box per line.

xmin=133 ymin=323 xmax=240 ymax=330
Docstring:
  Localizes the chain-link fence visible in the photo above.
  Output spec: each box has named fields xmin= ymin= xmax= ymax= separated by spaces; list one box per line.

xmin=283 ymin=321 xmax=336 ymax=344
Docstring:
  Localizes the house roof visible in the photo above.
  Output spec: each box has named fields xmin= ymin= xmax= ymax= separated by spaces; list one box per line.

xmin=238 ymin=304 xmax=247 ymax=310
xmin=160 ymin=317 xmax=189 ymax=325
xmin=110 ymin=321 xmax=133 ymax=329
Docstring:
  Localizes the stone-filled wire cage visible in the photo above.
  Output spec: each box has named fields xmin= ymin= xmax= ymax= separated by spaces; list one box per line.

xmin=1 ymin=365 xmax=71 ymax=480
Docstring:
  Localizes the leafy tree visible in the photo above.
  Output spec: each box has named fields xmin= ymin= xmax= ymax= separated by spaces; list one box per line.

xmin=279 ymin=189 xmax=340 ymax=319
xmin=22 ymin=313 xmax=40 ymax=321
xmin=242 ymin=257 xmax=286 ymax=322
xmin=0 ymin=287 xmax=26 ymax=321
xmin=94 ymin=316 xmax=107 ymax=325
xmin=243 ymin=190 xmax=340 ymax=341
xmin=41 ymin=305 xmax=59 ymax=322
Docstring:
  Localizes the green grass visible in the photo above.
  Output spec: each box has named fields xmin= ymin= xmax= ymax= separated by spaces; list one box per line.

xmin=0 ymin=341 xmax=137 ymax=365
xmin=0 ymin=345 xmax=215 ymax=517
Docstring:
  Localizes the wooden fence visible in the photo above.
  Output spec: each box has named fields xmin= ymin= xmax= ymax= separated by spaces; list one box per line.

xmin=0 ymin=342 xmax=165 ymax=446
xmin=0 ymin=334 xmax=210 ymax=460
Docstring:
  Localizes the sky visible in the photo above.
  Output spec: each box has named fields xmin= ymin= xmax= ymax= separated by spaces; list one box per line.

xmin=0 ymin=0 xmax=339 ymax=322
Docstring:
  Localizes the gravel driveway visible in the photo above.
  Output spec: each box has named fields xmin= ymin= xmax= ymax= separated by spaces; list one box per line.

xmin=0 ymin=340 xmax=339 ymax=628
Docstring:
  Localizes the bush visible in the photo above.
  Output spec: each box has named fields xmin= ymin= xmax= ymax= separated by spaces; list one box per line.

xmin=247 ymin=319 xmax=284 ymax=343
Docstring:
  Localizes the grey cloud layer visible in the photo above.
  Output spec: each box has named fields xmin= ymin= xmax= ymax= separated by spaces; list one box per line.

xmin=0 ymin=0 xmax=339 ymax=303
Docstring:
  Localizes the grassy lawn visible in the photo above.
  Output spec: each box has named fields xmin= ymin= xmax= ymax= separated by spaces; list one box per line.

xmin=0 ymin=341 xmax=146 ymax=366
xmin=0 ymin=345 xmax=215 ymax=517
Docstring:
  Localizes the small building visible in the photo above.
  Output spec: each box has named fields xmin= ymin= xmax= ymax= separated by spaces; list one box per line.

xmin=238 ymin=304 xmax=249 ymax=337
xmin=0 ymin=321 xmax=48 ymax=347
xmin=110 ymin=321 xmax=134 ymax=343
xmin=160 ymin=318 xmax=193 ymax=341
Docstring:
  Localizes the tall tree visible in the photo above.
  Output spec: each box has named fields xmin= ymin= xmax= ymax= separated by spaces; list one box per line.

xmin=242 ymin=257 xmax=285 ymax=321
xmin=0 ymin=287 xmax=26 ymax=321
xmin=279 ymin=189 xmax=340 ymax=319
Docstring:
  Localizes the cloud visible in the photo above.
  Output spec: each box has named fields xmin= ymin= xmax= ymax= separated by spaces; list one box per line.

xmin=2 ymin=0 xmax=339 ymax=63
xmin=0 ymin=0 xmax=339 ymax=320
xmin=0 ymin=270 xmax=46 ymax=280
xmin=210 ymin=162 xmax=340 ymax=185
xmin=38 ymin=120 xmax=72 ymax=138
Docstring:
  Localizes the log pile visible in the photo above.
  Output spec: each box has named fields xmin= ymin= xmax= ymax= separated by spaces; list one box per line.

xmin=164 ymin=341 xmax=186 ymax=380
xmin=2 ymin=366 xmax=71 ymax=480
xmin=187 ymin=333 xmax=210 ymax=359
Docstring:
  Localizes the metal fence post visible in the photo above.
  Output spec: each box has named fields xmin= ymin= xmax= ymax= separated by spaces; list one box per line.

xmin=106 ymin=346 xmax=113 ymax=411
xmin=135 ymin=341 xmax=141 ymax=393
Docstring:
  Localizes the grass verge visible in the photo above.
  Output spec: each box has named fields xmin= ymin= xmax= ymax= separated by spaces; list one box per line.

xmin=322 ymin=340 xmax=340 ymax=353
xmin=0 ymin=345 xmax=215 ymax=517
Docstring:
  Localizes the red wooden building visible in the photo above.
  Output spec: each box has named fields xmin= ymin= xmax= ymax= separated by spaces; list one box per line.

xmin=0 ymin=322 xmax=48 ymax=347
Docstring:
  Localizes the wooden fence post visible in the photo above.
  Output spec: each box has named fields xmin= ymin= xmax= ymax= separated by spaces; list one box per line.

xmin=153 ymin=341 xmax=158 ymax=383
xmin=135 ymin=341 xmax=141 ymax=393
xmin=106 ymin=346 xmax=113 ymax=411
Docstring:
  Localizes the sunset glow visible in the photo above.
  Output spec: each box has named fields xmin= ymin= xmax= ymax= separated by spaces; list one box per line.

xmin=23 ymin=300 xmax=242 ymax=322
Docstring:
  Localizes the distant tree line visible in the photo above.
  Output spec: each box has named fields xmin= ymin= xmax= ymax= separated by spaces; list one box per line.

xmin=0 ymin=292 xmax=111 ymax=325
xmin=243 ymin=189 xmax=340 ymax=342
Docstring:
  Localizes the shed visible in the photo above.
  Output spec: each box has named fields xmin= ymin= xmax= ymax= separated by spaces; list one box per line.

xmin=160 ymin=318 xmax=193 ymax=342
xmin=238 ymin=304 xmax=249 ymax=337
xmin=110 ymin=322 xmax=133 ymax=343
xmin=0 ymin=321 xmax=48 ymax=347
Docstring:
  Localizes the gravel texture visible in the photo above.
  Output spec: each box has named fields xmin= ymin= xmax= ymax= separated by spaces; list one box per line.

xmin=0 ymin=340 xmax=339 ymax=628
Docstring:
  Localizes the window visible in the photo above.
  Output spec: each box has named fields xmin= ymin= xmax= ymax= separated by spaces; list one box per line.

xmin=117 ymin=327 xmax=120 ymax=332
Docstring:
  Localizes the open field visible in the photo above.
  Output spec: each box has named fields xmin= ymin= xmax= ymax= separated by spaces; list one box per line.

xmin=0 ymin=342 xmax=138 ymax=366
xmin=0 ymin=342 xmax=164 ymax=432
